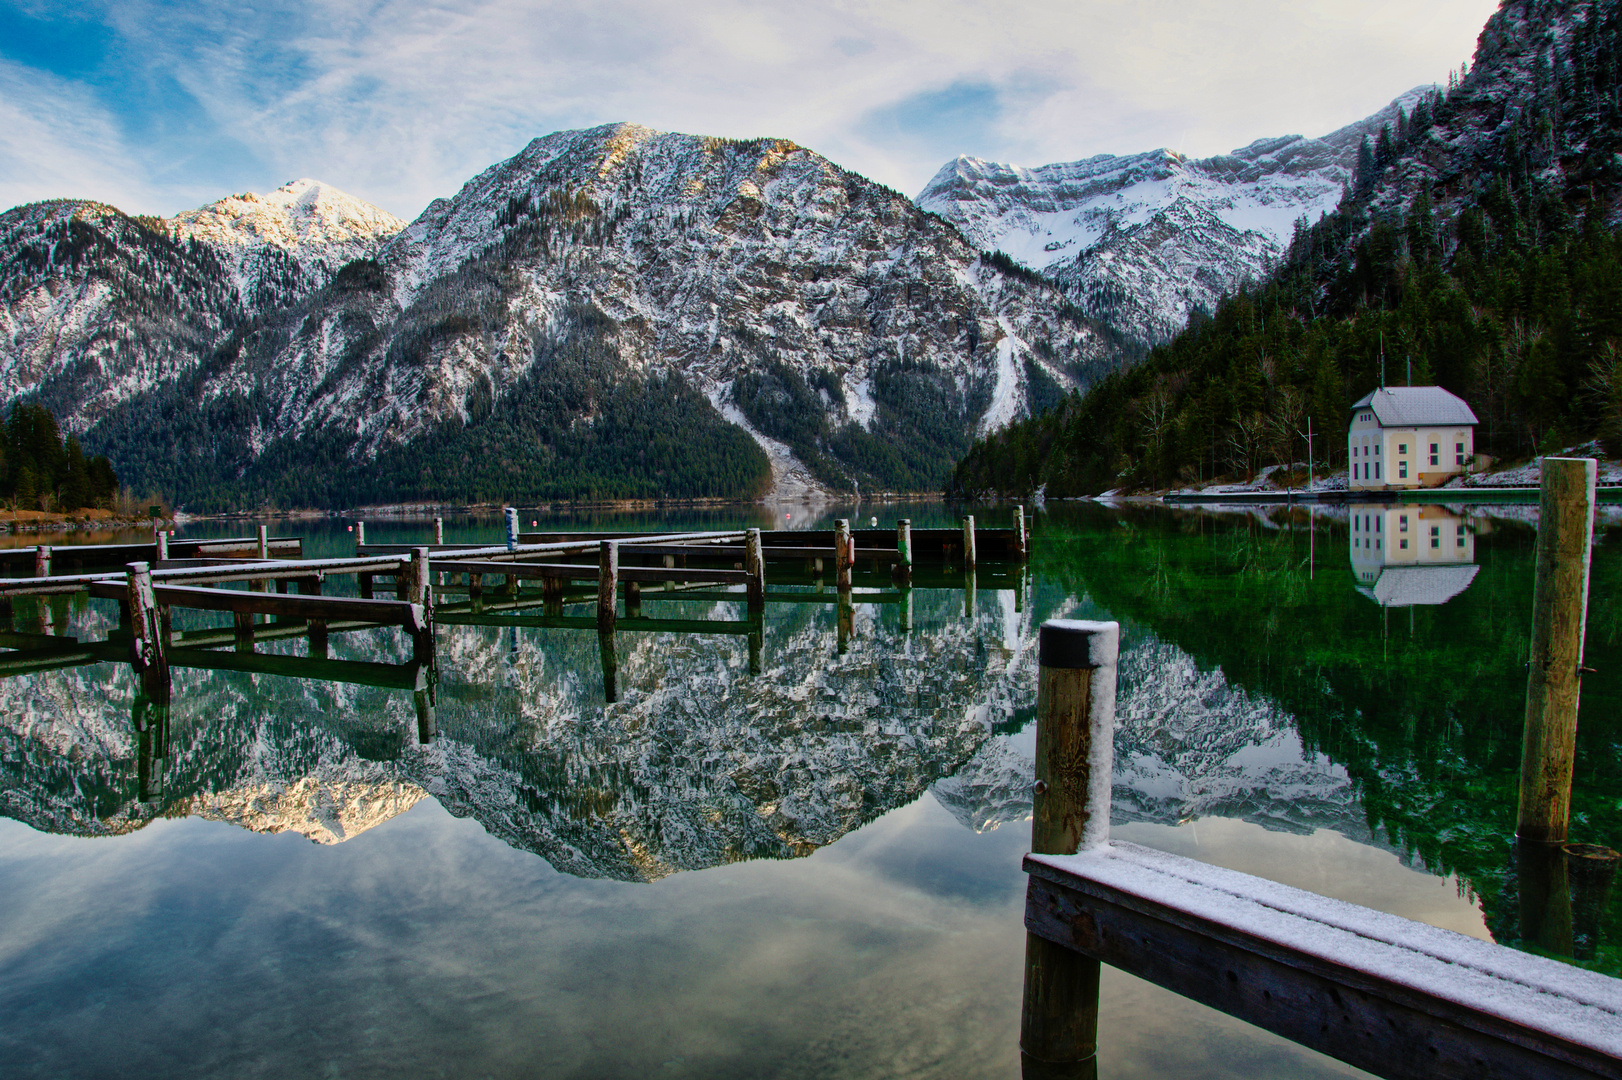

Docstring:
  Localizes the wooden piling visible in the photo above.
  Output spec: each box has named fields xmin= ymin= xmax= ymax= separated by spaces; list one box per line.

xmin=1014 ymin=506 xmax=1028 ymax=561
xmin=156 ymin=531 xmax=170 ymax=564
xmin=309 ymin=619 xmax=329 ymax=659
xmin=257 ymin=524 xmax=269 ymax=560
xmin=964 ymin=569 xmax=976 ymax=618
xmin=598 ymin=630 xmax=619 ymax=703
xmin=1518 ymin=457 xmax=1596 ymax=845
xmin=836 ymin=591 xmax=853 ymax=654
xmin=962 ymin=515 xmax=976 ymax=569
xmin=896 ymin=519 xmax=913 ymax=586
xmin=505 ymin=507 xmax=520 ymax=551
xmin=356 ymin=521 xmax=366 ymax=548
xmin=597 ymin=540 xmax=618 ymax=632
xmin=1021 ymin=619 xmax=1120 ymax=1078
xmin=746 ymin=528 xmax=765 ymax=612
xmin=434 ymin=517 xmax=445 ymax=545
xmin=126 ymin=562 xmax=170 ymax=705
xmin=414 ymin=688 xmax=436 ymax=744
xmin=747 ymin=618 xmax=763 ymax=675
xmin=410 ymin=547 xmax=433 ymax=662
xmin=34 ymin=545 xmax=49 ymax=578
xmin=625 ymin=580 xmax=642 ymax=618
xmin=835 ymin=519 xmax=852 ymax=590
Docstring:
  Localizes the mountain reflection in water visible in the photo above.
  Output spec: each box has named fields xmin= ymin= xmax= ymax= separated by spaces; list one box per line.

xmin=0 ymin=504 xmax=1617 ymax=1080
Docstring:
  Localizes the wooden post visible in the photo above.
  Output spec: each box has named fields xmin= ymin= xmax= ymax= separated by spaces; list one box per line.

xmin=898 ymin=587 xmax=912 ymax=632
xmin=505 ymin=507 xmax=520 ymax=551
xmin=358 ymin=573 xmax=375 ymax=599
xmin=962 ymin=514 xmax=977 ymax=569
xmin=836 ymin=591 xmax=853 ymax=654
xmin=964 ymin=569 xmax=976 ymax=618
xmin=835 ymin=519 xmax=852 ymax=590
xmin=1518 ymin=457 xmax=1596 ymax=844
xmin=257 ymin=524 xmax=269 ymax=560
xmin=746 ymin=528 xmax=765 ymax=612
xmin=356 ymin=521 xmax=366 ymax=549
xmin=597 ymin=540 xmax=618 ymax=632
xmin=34 ymin=545 xmax=49 ymax=578
xmin=748 ymin=617 xmax=763 ymax=676
xmin=234 ymin=611 xmax=255 ymax=649
xmin=895 ymin=519 xmax=912 ymax=586
xmin=434 ymin=517 xmax=445 ymax=545
xmin=598 ymin=630 xmax=619 ymax=704
xmin=414 ymin=688 xmax=436 ymax=744
xmin=1014 ymin=506 xmax=1028 ymax=561
xmin=309 ymin=619 xmax=329 ymax=659
xmin=125 ymin=561 xmax=170 ymax=706
xmin=1567 ymin=843 xmax=1620 ymax=961
xmin=155 ymin=531 xmax=170 ymax=564
xmin=625 ymin=580 xmax=642 ymax=618
xmin=410 ymin=547 xmax=432 ymax=629
xmin=1021 ymin=619 xmax=1119 ymax=1078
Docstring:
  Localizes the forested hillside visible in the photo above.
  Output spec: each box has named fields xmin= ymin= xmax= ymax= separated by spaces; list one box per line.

xmin=950 ymin=0 xmax=1622 ymax=497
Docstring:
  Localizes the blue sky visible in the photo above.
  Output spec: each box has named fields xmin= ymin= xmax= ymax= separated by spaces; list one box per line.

xmin=0 ymin=0 xmax=1501 ymax=219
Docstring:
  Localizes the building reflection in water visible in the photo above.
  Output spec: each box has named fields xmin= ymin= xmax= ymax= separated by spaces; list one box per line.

xmin=1349 ymin=503 xmax=1479 ymax=607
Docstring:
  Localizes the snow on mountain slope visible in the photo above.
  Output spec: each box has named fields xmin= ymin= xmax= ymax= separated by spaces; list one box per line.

xmin=167 ymin=178 xmax=406 ymax=307
xmin=919 ymin=88 xmax=1435 ymax=344
xmin=41 ymin=123 xmax=1116 ymax=504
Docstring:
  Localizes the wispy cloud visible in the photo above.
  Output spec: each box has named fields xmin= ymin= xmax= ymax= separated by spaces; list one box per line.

xmin=0 ymin=0 xmax=1500 ymax=219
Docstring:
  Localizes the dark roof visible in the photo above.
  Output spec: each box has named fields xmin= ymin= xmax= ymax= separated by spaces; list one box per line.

xmin=1350 ymin=386 xmax=1478 ymax=427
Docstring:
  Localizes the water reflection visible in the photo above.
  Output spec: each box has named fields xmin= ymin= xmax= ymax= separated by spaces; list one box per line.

xmin=1348 ymin=503 xmax=1479 ymax=606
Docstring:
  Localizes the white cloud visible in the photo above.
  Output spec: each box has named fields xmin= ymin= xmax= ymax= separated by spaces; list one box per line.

xmin=17 ymin=0 xmax=1501 ymax=218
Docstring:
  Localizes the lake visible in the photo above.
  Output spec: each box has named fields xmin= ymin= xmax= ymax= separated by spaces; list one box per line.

xmin=0 ymin=502 xmax=1616 ymax=1079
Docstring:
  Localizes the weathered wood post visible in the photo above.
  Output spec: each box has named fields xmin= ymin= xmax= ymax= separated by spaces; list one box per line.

xmin=597 ymin=540 xmax=618 ymax=633
xmin=964 ymin=569 xmax=977 ymax=618
xmin=895 ymin=519 xmax=912 ymax=586
xmin=898 ymin=586 xmax=912 ymax=632
xmin=234 ymin=610 xmax=255 ymax=649
xmin=410 ymin=546 xmax=433 ymax=663
xmin=34 ymin=544 xmax=49 ymax=578
xmin=836 ymin=591 xmax=854 ymax=654
xmin=257 ymin=524 xmax=269 ymax=560
xmin=1567 ymin=843 xmax=1620 ymax=961
xmin=1021 ymin=619 xmax=1119 ymax=1080
xmin=434 ymin=517 xmax=445 ymax=545
xmin=125 ymin=561 xmax=171 ymax=707
xmin=1518 ymin=457 xmax=1596 ymax=845
xmin=1014 ymin=506 xmax=1028 ymax=562
xmin=414 ymin=687 xmax=436 ymax=744
xmin=746 ymin=528 xmax=766 ymax=612
xmin=747 ymin=615 xmax=763 ymax=676
xmin=505 ymin=507 xmax=520 ymax=551
xmin=155 ymin=531 xmax=170 ymax=564
xmin=1516 ymin=839 xmax=1575 ymax=958
xmin=835 ymin=519 xmax=852 ymax=590
xmin=962 ymin=515 xmax=977 ymax=569
xmin=598 ymin=631 xmax=619 ymax=704
xmin=356 ymin=521 xmax=366 ymax=549
xmin=625 ymin=580 xmax=642 ymax=618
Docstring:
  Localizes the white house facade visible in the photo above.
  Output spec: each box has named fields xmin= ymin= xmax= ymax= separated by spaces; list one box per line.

xmin=1347 ymin=386 xmax=1479 ymax=492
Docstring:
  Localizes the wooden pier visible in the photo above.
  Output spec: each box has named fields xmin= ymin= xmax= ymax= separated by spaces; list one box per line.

xmin=0 ymin=510 xmax=1029 ymax=719
xmin=1020 ymin=619 xmax=1622 ymax=1080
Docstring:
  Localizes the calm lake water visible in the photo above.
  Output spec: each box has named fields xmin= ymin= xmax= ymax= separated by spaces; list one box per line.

xmin=0 ymin=502 xmax=1617 ymax=1079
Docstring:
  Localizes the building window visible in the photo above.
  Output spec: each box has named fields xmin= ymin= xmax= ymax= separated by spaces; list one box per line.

xmin=1431 ymin=525 xmax=1440 ymax=549
xmin=1376 ymin=538 xmax=1381 ymax=549
xmin=1375 ymin=444 xmax=1381 ymax=455
xmin=1400 ymin=516 xmax=1408 ymax=531
xmin=1456 ymin=442 xmax=1466 ymax=466
xmin=1430 ymin=443 xmax=1439 ymax=466
xmin=1398 ymin=442 xmax=1407 ymax=454
xmin=1375 ymin=463 xmax=1381 ymax=479
xmin=1399 ymin=462 xmax=1408 ymax=479
xmin=1400 ymin=539 xmax=1409 ymax=549
xmin=1457 ymin=525 xmax=1466 ymax=547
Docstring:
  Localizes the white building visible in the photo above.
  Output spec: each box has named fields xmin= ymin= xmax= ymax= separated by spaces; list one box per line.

xmin=1347 ymin=386 xmax=1478 ymax=491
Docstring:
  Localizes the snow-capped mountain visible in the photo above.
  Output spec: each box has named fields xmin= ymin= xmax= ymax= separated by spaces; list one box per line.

xmin=166 ymin=178 xmax=406 ymax=309
xmin=917 ymin=88 xmax=1434 ymax=344
xmin=0 ymin=125 xmax=1114 ymax=506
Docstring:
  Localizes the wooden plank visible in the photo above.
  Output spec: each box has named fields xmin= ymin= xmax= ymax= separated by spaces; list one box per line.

xmin=85 ymin=581 xmax=425 ymax=633
xmin=166 ymin=647 xmax=426 ymax=691
xmin=1024 ymin=843 xmax=1622 ymax=1080
xmin=434 ymin=612 xmax=759 ymax=635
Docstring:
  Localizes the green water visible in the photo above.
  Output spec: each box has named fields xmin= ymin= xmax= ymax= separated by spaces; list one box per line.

xmin=0 ymin=502 xmax=1615 ymax=1078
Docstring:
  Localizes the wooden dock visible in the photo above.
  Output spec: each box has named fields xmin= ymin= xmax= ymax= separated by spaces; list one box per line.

xmin=1020 ymin=619 xmax=1622 ymax=1080
xmin=0 ymin=511 xmax=1029 ymax=718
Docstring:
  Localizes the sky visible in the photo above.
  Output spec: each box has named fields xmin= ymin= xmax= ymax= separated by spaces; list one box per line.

xmin=0 ymin=0 xmax=1503 ymax=221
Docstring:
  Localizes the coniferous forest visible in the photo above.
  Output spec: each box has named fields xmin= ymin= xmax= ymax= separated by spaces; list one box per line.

xmin=950 ymin=2 xmax=1622 ymax=497
xmin=0 ymin=402 xmax=119 ymax=512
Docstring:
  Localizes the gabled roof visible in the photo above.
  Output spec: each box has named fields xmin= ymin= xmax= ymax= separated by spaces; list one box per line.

xmin=1350 ymin=386 xmax=1478 ymax=427
xmin=1356 ymin=564 xmax=1481 ymax=607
